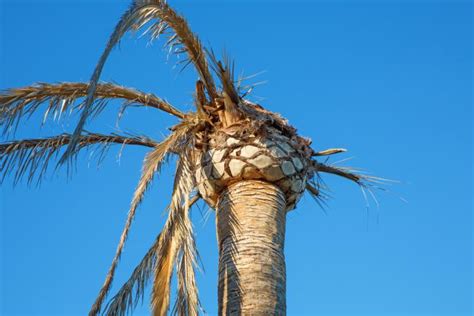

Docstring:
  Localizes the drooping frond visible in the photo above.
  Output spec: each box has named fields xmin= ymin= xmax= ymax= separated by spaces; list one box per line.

xmin=0 ymin=132 xmax=155 ymax=184
xmin=101 ymin=195 xmax=200 ymax=316
xmin=0 ymin=82 xmax=183 ymax=136
xmin=65 ymin=0 xmax=216 ymax=163
xmin=150 ymin=214 xmax=178 ymax=316
xmin=89 ymin=120 xmax=196 ymax=316
xmin=174 ymin=234 xmax=200 ymax=316
xmin=145 ymin=1 xmax=217 ymax=99
xmin=105 ymin=233 xmax=159 ymax=316
xmin=171 ymin=154 xmax=200 ymax=316
xmin=152 ymin=148 xmax=199 ymax=316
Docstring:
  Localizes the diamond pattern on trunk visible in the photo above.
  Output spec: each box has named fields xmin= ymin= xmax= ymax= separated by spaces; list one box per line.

xmin=195 ymin=128 xmax=308 ymax=211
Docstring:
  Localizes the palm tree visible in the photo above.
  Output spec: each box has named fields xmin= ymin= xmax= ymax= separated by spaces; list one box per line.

xmin=0 ymin=1 xmax=386 ymax=315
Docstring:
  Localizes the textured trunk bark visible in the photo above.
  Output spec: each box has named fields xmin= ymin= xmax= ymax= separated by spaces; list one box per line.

xmin=216 ymin=180 xmax=287 ymax=315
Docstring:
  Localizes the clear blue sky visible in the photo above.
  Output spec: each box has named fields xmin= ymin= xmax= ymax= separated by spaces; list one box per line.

xmin=1 ymin=1 xmax=472 ymax=315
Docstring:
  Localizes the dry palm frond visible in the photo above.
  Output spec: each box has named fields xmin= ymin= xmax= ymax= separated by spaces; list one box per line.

xmin=102 ymin=195 xmax=200 ymax=316
xmin=89 ymin=121 xmax=196 ymax=316
xmin=194 ymin=80 xmax=210 ymax=120
xmin=146 ymin=1 xmax=217 ymax=99
xmin=65 ymin=0 xmax=216 ymax=164
xmin=150 ymin=216 xmax=178 ymax=316
xmin=0 ymin=82 xmax=183 ymax=136
xmin=152 ymin=147 xmax=199 ymax=316
xmin=314 ymin=161 xmax=393 ymax=196
xmin=170 ymin=155 xmax=199 ymax=316
xmin=316 ymin=161 xmax=397 ymax=211
xmin=315 ymin=162 xmax=369 ymax=184
xmin=307 ymin=156 xmax=394 ymax=212
xmin=208 ymin=50 xmax=239 ymax=105
xmin=174 ymin=239 xmax=200 ymax=316
xmin=104 ymin=233 xmax=159 ymax=316
xmin=0 ymin=132 xmax=155 ymax=185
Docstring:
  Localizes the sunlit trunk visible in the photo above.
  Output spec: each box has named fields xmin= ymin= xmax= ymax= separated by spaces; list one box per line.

xmin=216 ymin=180 xmax=287 ymax=315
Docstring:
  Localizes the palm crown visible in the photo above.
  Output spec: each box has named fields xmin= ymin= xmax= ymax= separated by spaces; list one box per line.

xmin=0 ymin=1 xmax=386 ymax=315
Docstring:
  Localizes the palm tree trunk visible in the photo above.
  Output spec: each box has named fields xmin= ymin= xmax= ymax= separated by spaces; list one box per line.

xmin=216 ymin=180 xmax=287 ymax=315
